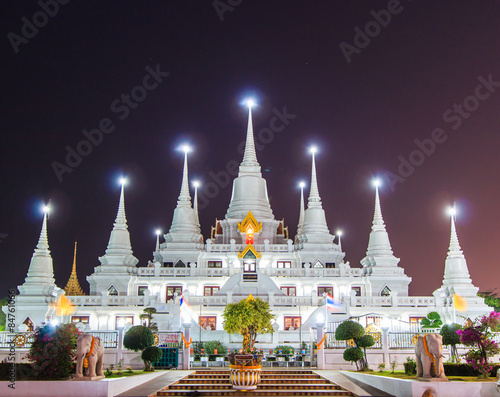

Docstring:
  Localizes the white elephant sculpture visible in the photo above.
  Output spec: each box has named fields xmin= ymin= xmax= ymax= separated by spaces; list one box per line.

xmin=75 ymin=334 xmax=104 ymax=378
xmin=415 ymin=333 xmax=447 ymax=380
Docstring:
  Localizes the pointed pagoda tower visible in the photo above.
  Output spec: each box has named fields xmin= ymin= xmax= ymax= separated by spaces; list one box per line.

xmin=295 ymin=182 xmax=306 ymax=241
xmin=163 ymin=146 xmax=204 ymax=250
xmin=433 ymin=208 xmax=487 ymax=313
xmin=217 ymin=101 xmax=286 ymax=245
xmin=360 ymin=180 xmax=410 ymax=296
xmin=63 ymin=242 xmax=85 ymax=296
xmin=16 ymin=206 xmax=60 ymax=330
xmin=295 ymin=148 xmax=344 ymax=266
xmin=18 ymin=207 xmax=59 ymax=296
xmin=87 ymin=179 xmax=139 ymax=295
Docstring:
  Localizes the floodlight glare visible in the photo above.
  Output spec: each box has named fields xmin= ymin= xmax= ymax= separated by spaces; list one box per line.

xmin=155 ymin=229 xmax=161 ymax=236
xmin=181 ymin=145 xmax=191 ymax=154
xmin=245 ymin=98 xmax=256 ymax=108
xmin=447 ymin=206 xmax=457 ymax=217
xmin=193 ymin=180 xmax=200 ymax=188
xmin=309 ymin=146 xmax=318 ymax=154
xmin=336 ymin=230 xmax=343 ymax=237
xmin=119 ymin=177 xmax=127 ymax=186
xmin=372 ymin=178 xmax=381 ymax=188
xmin=299 ymin=181 xmax=306 ymax=189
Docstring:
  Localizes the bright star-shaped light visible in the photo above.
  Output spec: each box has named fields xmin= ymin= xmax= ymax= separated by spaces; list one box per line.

xmin=299 ymin=181 xmax=306 ymax=189
xmin=447 ymin=205 xmax=457 ymax=217
xmin=42 ymin=204 xmax=50 ymax=214
xmin=372 ymin=178 xmax=381 ymax=188
xmin=193 ymin=180 xmax=200 ymax=188
xmin=155 ymin=229 xmax=162 ymax=236
xmin=336 ymin=230 xmax=343 ymax=237
xmin=119 ymin=177 xmax=127 ymax=186
xmin=181 ymin=144 xmax=191 ymax=154
xmin=309 ymin=146 xmax=317 ymax=154
xmin=245 ymin=98 xmax=256 ymax=108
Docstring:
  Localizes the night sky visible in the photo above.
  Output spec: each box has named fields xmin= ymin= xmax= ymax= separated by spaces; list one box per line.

xmin=2 ymin=1 xmax=500 ymax=299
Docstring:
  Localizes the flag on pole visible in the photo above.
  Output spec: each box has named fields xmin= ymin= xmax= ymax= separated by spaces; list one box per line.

xmin=179 ymin=294 xmax=192 ymax=321
xmin=326 ymin=293 xmax=342 ymax=312
xmin=453 ymin=293 xmax=467 ymax=312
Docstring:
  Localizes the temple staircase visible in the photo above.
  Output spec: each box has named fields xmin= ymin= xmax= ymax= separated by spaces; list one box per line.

xmin=156 ymin=369 xmax=357 ymax=396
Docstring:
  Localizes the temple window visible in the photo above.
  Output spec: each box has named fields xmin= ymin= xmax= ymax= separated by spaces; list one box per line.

xmin=166 ymin=286 xmax=182 ymax=301
xmin=318 ymin=286 xmax=333 ymax=296
xmin=137 ymin=286 xmax=148 ymax=296
xmin=313 ymin=261 xmax=323 ymax=268
xmin=199 ymin=316 xmax=216 ymax=330
xmin=276 ymin=261 xmax=291 ymax=268
xmin=381 ymin=286 xmax=391 ymax=296
xmin=280 ymin=286 xmax=296 ymax=296
xmin=284 ymin=316 xmax=301 ymax=331
xmin=108 ymin=285 xmax=118 ymax=296
xmin=71 ymin=316 xmax=89 ymax=324
xmin=23 ymin=317 xmax=34 ymax=332
xmin=208 ymin=261 xmax=222 ymax=268
xmin=204 ymin=286 xmax=220 ymax=296
xmin=174 ymin=260 xmax=186 ymax=267
xmin=352 ymin=287 xmax=361 ymax=296
xmin=115 ymin=316 xmax=133 ymax=329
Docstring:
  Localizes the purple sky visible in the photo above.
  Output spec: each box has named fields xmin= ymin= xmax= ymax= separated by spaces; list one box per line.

xmin=1 ymin=1 xmax=500 ymax=298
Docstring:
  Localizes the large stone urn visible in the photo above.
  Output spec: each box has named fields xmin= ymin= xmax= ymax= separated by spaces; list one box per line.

xmin=229 ymin=354 xmax=263 ymax=391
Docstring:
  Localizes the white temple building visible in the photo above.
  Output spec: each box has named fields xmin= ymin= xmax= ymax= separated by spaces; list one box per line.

xmin=8 ymin=103 xmax=490 ymax=344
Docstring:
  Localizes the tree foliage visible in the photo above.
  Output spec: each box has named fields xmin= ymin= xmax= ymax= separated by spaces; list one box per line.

xmin=478 ymin=291 xmax=500 ymax=311
xmin=141 ymin=346 xmax=162 ymax=371
xmin=440 ymin=323 xmax=462 ymax=363
xmin=457 ymin=311 xmax=500 ymax=378
xmin=343 ymin=347 xmax=364 ymax=370
xmin=27 ymin=323 xmax=80 ymax=379
xmin=0 ymin=297 xmax=7 ymax=331
xmin=203 ymin=340 xmax=226 ymax=355
xmin=335 ymin=321 xmax=364 ymax=340
xmin=222 ymin=296 xmax=274 ymax=351
xmin=139 ymin=307 xmax=158 ymax=331
xmin=123 ymin=325 xmax=154 ymax=352
xmin=336 ymin=320 xmax=373 ymax=371
xmin=421 ymin=311 xmax=443 ymax=329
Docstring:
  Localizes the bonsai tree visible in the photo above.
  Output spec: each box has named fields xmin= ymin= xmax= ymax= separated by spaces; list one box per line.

xmin=420 ymin=311 xmax=442 ymax=329
xmin=335 ymin=320 xmax=373 ymax=371
xmin=140 ymin=307 xmax=158 ymax=331
xmin=123 ymin=325 xmax=159 ymax=371
xmin=222 ymin=295 xmax=274 ymax=353
xmin=440 ymin=323 xmax=462 ymax=363
xmin=141 ymin=346 xmax=162 ymax=371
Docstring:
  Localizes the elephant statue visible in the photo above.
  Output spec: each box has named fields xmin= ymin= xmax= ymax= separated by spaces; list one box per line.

xmin=415 ymin=333 xmax=447 ymax=380
xmin=75 ymin=334 xmax=104 ymax=378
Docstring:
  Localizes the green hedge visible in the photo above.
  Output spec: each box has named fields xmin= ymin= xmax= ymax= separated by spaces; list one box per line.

xmin=0 ymin=362 xmax=76 ymax=380
xmin=443 ymin=363 xmax=500 ymax=377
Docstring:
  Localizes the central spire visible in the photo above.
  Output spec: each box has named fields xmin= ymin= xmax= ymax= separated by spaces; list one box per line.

xmin=363 ymin=180 xmax=397 ymax=261
xmin=241 ymin=104 xmax=259 ymax=168
xmin=99 ymin=179 xmax=139 ymax=266
xmin=64 ymin=242 xmax=85 ymax=296
xmin=177 ymin=146 xmax=192 ymax=206
xmin=225 ymin=100 xmax=274 ymax=220
xmin=308 ymin=148 xmax=321 ymax=207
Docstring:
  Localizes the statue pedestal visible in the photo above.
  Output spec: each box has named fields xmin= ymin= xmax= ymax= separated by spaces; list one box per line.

xmin=72 ymin=375 xmax=106 ymax=381
xmin=416 ymin=377 xmax=448 ymax=382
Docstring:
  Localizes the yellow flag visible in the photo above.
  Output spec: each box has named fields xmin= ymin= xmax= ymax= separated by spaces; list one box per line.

xmin=453 ymin=293 xmax=467 ymax=312
xmin=55 ymin=294 xmax=76 ymax=316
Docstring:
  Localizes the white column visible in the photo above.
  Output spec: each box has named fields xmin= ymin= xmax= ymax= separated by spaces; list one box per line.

xmin=182 ymin=322 xmax=191 ymax=370
xmin=316 ymin=320 xmax=325 ymax=370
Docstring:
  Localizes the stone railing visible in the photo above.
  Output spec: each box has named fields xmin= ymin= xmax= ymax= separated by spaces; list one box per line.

xmin=267 ymin=268 xmax=362 ymax=277
xmin=67 ymin=295 xmax=145 ymax=306
xmin=207 ymin=243 xmax=291 ymax=253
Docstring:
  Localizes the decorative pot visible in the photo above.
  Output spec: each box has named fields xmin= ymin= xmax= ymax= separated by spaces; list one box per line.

xmin=229 ymin=364 xmax=261 ymax=390
xmin=229 ymin=354 xmax=261 ymax=390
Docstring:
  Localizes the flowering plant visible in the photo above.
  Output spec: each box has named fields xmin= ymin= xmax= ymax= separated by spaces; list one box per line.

xmin=457 ymin=311 xmax=500 ymax=378
xmin=27 ymin=323 xmax=80 ymax=379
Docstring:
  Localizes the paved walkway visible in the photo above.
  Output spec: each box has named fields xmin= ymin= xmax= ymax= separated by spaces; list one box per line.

xmin=116 ymin=370 xmax=194 ymax=397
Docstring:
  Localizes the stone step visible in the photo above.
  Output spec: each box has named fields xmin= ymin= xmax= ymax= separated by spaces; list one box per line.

xmin=167 ymin=384 xmax=343 ymax=390
xmin=178 ymin=378 xmax=330 ymax=384
xmin=157 ymin=390 xmax=354 ymax=396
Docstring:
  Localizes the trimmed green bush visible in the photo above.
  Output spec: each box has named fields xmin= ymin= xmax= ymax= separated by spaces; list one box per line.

xmin=141 ymin=346 xmax=162 ymax=371
xmin=443 ymin=363 xmax=500 ymax=377
xmin=204 ymin=340 xmax=226 ymax=355
xmin=343 ymin=347 xmax=363 ymax=363
xmin=404 ymin=357 xmax=417 ymax=375
xmin=275 ymin=345 xmax=294 ymax=355
xmin=357 ymin=334 xmax=375 ymax=348
xmin=123 ymin=326 xmax=154 ymax=352
xmin=335 ymin=321 xmax=364 ymax=340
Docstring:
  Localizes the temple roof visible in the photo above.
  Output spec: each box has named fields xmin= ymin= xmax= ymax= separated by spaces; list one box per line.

xmin=64 ymin=242 xmax=85 ymax=296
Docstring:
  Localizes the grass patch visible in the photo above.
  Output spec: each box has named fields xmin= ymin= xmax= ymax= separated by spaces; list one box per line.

xmin=104 ymin=369 xmax=167 ymax=378
xmin=366 ymin=371 xmax=496 ymax=382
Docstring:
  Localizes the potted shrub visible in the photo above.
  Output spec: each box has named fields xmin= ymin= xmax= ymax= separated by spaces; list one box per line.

xmin=222 ymin=294 xmax=274 ymax=390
